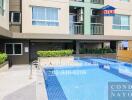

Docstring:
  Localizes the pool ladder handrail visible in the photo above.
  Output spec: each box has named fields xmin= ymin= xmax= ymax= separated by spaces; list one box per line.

xmin=29 ymin=60 xmax=39 ymax=79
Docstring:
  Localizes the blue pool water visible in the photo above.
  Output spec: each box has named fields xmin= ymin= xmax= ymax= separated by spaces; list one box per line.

xmin=44 ymin=58 xmax=132 ymax=100
xmin=81 ymin=58 xmax=132 ymax=78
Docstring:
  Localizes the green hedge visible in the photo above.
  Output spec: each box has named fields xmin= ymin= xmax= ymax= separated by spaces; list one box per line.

xmin=0 ymin=53 xmax=7 ymax=64
xmin=80 ymin=48 xmax=116 ymax=54
xmin=37 ymin=50 xmax=73 ymax=57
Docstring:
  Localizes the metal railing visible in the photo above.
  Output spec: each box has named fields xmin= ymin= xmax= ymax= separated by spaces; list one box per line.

xmin=91 ymin=23 xmax=104 ymax=35
xmin=29 ymin=60 xmax=39 ymax=79
xmin=70 ymin=0 xmax=84 ymax=2
xmin=91 ymin=0 xmax=104 ymax=4
xmin=70 ymin=23 xmax=84 ymax=35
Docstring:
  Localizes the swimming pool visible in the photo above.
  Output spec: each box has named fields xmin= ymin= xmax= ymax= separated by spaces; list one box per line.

xmin=81 ymin=58 xmax=132 ymax=78
xmin=43 ymin=58 xmax=132 ymax=100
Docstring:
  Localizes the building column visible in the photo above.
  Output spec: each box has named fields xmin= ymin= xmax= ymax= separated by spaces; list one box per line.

xmin=76 ymin=41 xmax=80 ymax=54
xmin=84 ymin=3 xmax=91 ymax=35
xmin=116 ymin=41 xmax=121 ymax=51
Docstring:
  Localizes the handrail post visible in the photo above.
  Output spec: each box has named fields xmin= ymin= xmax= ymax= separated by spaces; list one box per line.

xmin=29 ymin=64 xmax=32 ymax=79
xmin=29 ymin=60 xmax=39 ymax=79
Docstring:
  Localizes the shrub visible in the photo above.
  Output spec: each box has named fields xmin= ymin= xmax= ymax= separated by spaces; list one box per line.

xmin=79 ymin=48 xmax=116 ymax=54
xmin=37 ymin=50 xmax=73 ymax=57
xmin=0 ymin=53 xmax=7 ymax=64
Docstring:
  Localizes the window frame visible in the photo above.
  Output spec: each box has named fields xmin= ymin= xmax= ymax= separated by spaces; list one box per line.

xmin=32 ymin=6 xmax=60 ymax=26
xmin=113 ymin=14 xmax=130 ymax=30
xmin=9 ymin=11 xmax=21 ymax=25
xmin=5 ymin=43 xmax=23 ymax=55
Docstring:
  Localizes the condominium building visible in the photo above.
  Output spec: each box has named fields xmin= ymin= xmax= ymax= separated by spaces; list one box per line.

xmin=0 ymin=0 xmax=132 ymax=65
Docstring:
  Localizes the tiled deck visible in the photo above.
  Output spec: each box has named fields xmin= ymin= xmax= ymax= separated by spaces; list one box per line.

xmin=0 ymin=65 xmax=48 ymax=100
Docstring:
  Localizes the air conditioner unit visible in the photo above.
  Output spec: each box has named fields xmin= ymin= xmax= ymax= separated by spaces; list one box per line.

xmin=9 ymin=11 xmax=21 ymax=24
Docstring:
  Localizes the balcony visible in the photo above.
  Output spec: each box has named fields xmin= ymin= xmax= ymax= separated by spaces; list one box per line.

xmin=91 ymin=9 xmax=104 ymax=35
xmin=91 ymin=0 xmax=104 ymax=4
xmin=70 ymin=0 xmax=84 ymax=2
xmin=91 ymin=23 xmax=104 ymax=35
xmin=70 ymin=7 xmax=84 ymax=35
xmin=70 ymin=22 xmax=84 ymax=35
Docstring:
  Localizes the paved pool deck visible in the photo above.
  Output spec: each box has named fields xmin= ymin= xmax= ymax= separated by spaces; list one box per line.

xmin=0 ymin=65 xmax=48 ymax=100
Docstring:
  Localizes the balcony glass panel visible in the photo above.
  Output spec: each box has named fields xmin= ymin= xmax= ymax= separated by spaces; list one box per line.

xmin=91 ymin=23 xmax=104 ymax=35
xmin=70 ymin=23 xmax=84 ymax=35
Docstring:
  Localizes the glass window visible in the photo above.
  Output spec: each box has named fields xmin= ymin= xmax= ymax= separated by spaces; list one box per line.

xmin=5 ymin=44 xmax=13 ymax=54
xmin=14 ymin=44 xmax=22 ymax=54
xmin=121 ymin=15 xmax=130 ymax=30
xmin=0 ymin=0 xmax=4 ymax=15
xmin=32 ymin=7 xmax=59 ymax=26
xmin=0 ymin=0 xmax=3 ymax=8
xmin=5 ymin=43 xmax=23 ymax=55
xmin=113 ymin=15 xmax=121 ymax=25
xmin=113 ymin=14 xmax=130 ymax=30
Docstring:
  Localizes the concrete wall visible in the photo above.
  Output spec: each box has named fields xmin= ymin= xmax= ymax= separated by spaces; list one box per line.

xmin=9 ymin=41 xmax=29 ymax=65
xmin=128 ymin=41 xmax=132 ymax=49
xmin=104 ymin=0 xmax=132 ymax=36
xmin=22 ymin=0 xmax=69 ymax=34
xmin=0 ymin=0 xmax=9 ymax=30
xmin=0 ymin=61 xmax=9 ymax=72
xmin=38 ymin=56 xmax=74 ymax=67
xmin=9 ymin=25 xmax=21 ymax=33
xmin=0 ymin=39 xmax=29 ymax=65
xmin=9 ymin=0 xmax=21 ymax=11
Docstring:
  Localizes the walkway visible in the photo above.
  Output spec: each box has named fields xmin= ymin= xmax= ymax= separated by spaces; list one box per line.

xmin=0 ymin=65 xmax=47 ymax=100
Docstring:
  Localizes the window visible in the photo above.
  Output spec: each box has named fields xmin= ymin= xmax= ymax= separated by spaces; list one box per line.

xmin=32 ymin=7 xmax=59 ymax=26
xmin=9 ymin=11 xmax=21 ymax=24
xmin=0 ymin=0 xmax=4 ymax=15
xmin=5 ymin=43 xmax=23 ymax=55
xmin=14 ymin=44 xmax=22 ymax=54
xmin=113 ymin=15 xmax=130 ymax=30
xmin=5 ymin=44 xmax=13 ymax=55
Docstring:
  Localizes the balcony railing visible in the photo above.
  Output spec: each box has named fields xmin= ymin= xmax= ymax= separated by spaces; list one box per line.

xmin=91 ymin=0 xmax=104 ymax=4
xmin=70 ymin=0 xmax=84 ymax=2
xmin=70 ymin=23 xmax=84 ymax=35
xmin=91 ymin=23 xmax=104 ymax=35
